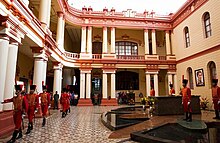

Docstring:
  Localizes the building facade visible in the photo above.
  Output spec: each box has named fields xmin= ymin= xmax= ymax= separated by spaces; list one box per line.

xmin=0 ymin=0 xmax=219 ymax=121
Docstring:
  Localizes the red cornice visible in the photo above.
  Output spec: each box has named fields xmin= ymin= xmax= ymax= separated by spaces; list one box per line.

xmin=177 ymin=44 xmax=220 ymax=64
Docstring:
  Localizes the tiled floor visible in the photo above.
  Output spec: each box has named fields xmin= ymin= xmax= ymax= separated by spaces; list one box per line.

xmin=0 ymin=106 xmax=136 ymax=143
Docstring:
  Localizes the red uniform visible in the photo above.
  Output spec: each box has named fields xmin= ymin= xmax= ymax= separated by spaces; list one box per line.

xmin=60 ymin=93 xmax=69 ymax=112
xmin=26 ymin=93 xmax=39 ymax=123
xmin=150 ymin=89 xmax=155 ymax=96
xmin=212 ymin=86 xmax=220 ymax=110
xmin=169 ymin=88 xmax=175 ymax=96
xmin=39 ymin=92 xmax=50 ymax=116
xmin=182 ymin=87 xmax=192 ymax=112
xmin=3 ymin=95 xmax=28 ymax=130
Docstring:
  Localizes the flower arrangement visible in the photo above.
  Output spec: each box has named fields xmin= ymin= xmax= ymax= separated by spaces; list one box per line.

xmin=140 ymin=96 xmax=148 ymax=105
xmin=200 ymin=97 xmax=209 ymax=109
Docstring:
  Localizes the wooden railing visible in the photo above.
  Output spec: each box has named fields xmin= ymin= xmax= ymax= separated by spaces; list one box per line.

xmin=64 ymin=51 xmax=80 ymax=59
xmin=117 ymin=55 xmax=145 ymax=60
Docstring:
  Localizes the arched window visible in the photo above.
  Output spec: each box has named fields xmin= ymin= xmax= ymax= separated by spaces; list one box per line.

xmin=115 ymin=41 xmax=138 ymax=55
xmin=187 ymin=67 xmax=194 ymax=89
xmin=184 ymin=27 xmax=190 ymax=48
xmin=208 ymin=61 xmax=217 ymax=87
xmin=203 ymin=12 xmax=212 ymax=38
xmin=116 ymin=71 xmax=139 ymax=90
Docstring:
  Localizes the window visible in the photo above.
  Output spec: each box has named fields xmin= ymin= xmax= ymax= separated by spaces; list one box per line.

xmin=184 ymin=27 xmax=190 ymax=48
xmin=203 ymin=12 xmax=212 ymax=38
xmin=116 ymin=71 xmax=139 ymax=90
xmin=187 ymin=67 xmax=194 ymax=89
xmin=115 ymin=41 xmax=138 ymax=55
xmin=208 ymin=61 xmax=217 ymax=87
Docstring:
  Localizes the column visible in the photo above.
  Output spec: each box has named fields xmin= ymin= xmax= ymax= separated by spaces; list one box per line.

xmin=80 ymin=71 xmax=86 ymax=99
xmin=111 ymin=73 xmax=116 ymax=98
xmin=0 ymin=36 xmax=9 ymax=111
xmin=102 ymin=73 xmax=107 ymax=99
xmin=86 ymin=72 xmax=91 ymax=99
xmin=53 ymin=63 xmax=63 ymax=96
xmin=42 ymin=60 xmax=47 ymax=86
xmin=167 ymin=73 xmax=173 ymax=94
xmin=110 ymin=27 xmax=115 ymax=54
xmin=144 ymin=29 xmax=149 ymax=55
xmin=152 ymin=29 xmax=157 ymax=55
xmin=165 ymin=30 xmax=171 ymax=55
xmin=87 ymin=26 xmax=92 ymax=54
xmin=174 ymin=74 xmax=178 ymax=95
xmin=81 ymin=26 xmax=87 ymax=53
xmin=102 ymin=27 xmax=108 ymax=53
xmin=3 ymin=42 xmax=19 ymax=110
xmin=56 ymin=12 xmax=65 ymax=51
xmin=33 ymin=58 xmax=45 ymax=93
xmin=145 ymin=73 xmax=151 ymax=97
xmin=171 ymin=31 xmax=175 ymax=55
xmin=154 ymin=73 xmax=159 ymax=96
xmin=39 ymin=0 xmax=51 ymax=28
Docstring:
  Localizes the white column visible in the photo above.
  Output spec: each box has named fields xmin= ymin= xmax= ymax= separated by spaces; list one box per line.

xmin=154 ymin=73 xmax=159 ymax=96
xmin=152 ymin=29 xmax=157 ymax=55
xmin=111 ymin=27 xmax=115 ymax=54
xmin=0 ymin=36 xmax=9 ymax=111
xmin=86 ymin=73 xmax=91 ymax=99
xmin=111 ymin=73 xmax=116 ymax=98
xmin=80 ymin=71 xmax=86 ymax=99
xmin=33 ymin=58 xmax=45 ymax=93
xmin=39 ymin=0 xmax=51 ymax=28
xmin=144 ymin=29 xmax=149 ymax=55
xmin=102 ymin=73 xmax=108 ymax=99
xmin=81 ymin=26 xmax=87 ymax=53
xmin=165 ymin=30 xmax=171 ymax=55
xmin=167 ymin=73 xmax=173 ymax=94
xmin=102 ymin=27 xmax=108 ymax=53
xmin=171 ymin=31 xmax=175 ymax=55
xmin=174 ymin=74 xmax=178 ymax=95
xmin=21 ymin=0 xmax=29 ymax=6
xmin=56 ymin=12 xmax=65 ymax=51
xmin=53 ymin=64 xmax=62 ymax=96
xmin=42 ymin=60 xmax=47 ymax=86
xmin=87 ymin=26 xmax=92 ymax=54
xmin=145 ymin=73 xmax=151 ymax=97
xmin=59 ymin=68 xmax=63 ymax=96
xmin=3 ymin=42 xmax=19 ymax=110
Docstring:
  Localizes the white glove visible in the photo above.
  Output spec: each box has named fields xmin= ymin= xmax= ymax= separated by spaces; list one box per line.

xmin=188 ymin=101 xmax=191 ymax=105
xmin=218 ymin=101 xmax=220 ymax=104
xmin=182 ymin=102 xmax=183 ymax=105
xmin=35 ymin=108 xmax=38 ymax=113
xmin=48 ymin=105 xmax=51 ymax=108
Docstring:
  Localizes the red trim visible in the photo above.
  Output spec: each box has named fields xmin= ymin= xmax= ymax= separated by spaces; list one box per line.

xmin=177 ymin=44 xmax=220 ymax=64
xmin=78 ymin=99 xmax=93 ymax=106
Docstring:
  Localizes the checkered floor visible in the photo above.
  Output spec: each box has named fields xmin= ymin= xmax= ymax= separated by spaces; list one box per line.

xmin=0 ymin=106 xmax=136 ymax=143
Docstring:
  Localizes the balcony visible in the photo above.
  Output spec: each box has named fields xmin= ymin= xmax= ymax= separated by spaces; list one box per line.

xmin=117 ymin=55 xmax=145 ymax=60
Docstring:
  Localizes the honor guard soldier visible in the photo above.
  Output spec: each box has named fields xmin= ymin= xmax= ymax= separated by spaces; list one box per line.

xmin=212 ymin=79 xmax=220 ymax=119
xmin=181 ymin=79 xmax=192 ymax=122
xmin=39 ymin=85 xmax=50 ymax=127
xmin=26 ymin=84 xmax=39 ymax=134
xmin=60 ymin=88 xmax=69 ymax=118
xmin=1 ymin=85 xmax=28 ymax=143
xmin=169 ymin=84 xmax=175 ymax=96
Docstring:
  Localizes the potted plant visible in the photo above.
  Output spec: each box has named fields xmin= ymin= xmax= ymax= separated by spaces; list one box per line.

xmin=200 ymin=97 xmax=209 ymax=110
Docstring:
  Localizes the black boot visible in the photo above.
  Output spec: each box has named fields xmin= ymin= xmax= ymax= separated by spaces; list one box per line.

xmin=213 ymin=110 xmax=220 ymax=119
xmin=25 ymin=123 xmax=31 ymax=134
xmin=7 ymin=130 xmax=18 ymax=143
xmin=69 ymin=108 xmax=70 ymax=113
xmin=16 ymin=128 xmax=22 ymax=139
xmin=187 ymin=112 xmax=192 ymax=122
xmin=62 ymin=112 xmax=66 ymax=118
xmin=183 ymin=112 xmax=188 ymax=121
xmin=42 ymin=117 xmax=46 ymax=127
xmin=30 ymin=122 xmax=33 ymax=130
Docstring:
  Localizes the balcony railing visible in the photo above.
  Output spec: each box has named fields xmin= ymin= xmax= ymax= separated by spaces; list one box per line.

xmin=159 ymin=56 xmax=166 ymax=60
xmin=117 ymin=55 xmax=145 ymax=60
xmin=92 ymin=54 xmax=102 ymax=59
xmin=64 ymin=51 xmax=80 ymax=59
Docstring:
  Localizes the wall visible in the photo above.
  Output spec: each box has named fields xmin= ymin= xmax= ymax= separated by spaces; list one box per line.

xmin=173 ymin=0 xmax=220 ymax=108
